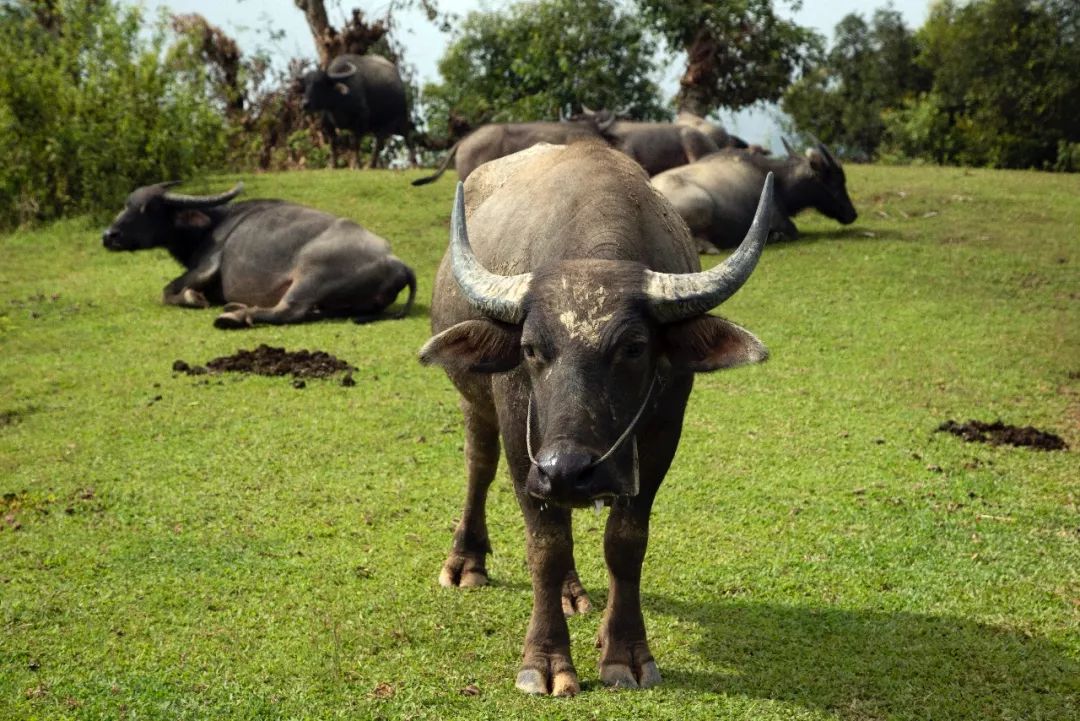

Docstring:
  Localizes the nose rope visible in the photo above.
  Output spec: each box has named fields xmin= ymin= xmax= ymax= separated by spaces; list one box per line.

xmin=526 ymin=371 xmax=658 ymax=470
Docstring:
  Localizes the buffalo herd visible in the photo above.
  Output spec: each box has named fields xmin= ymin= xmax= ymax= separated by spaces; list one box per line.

xmin=102 ymin=51 xmax=860 ymax=695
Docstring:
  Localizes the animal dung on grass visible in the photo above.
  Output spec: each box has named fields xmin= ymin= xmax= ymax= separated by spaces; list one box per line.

xmin=936 ymin=419 xmax=1067 ymax=451
xmin=173 ymin=345 xmax=355 ymax=381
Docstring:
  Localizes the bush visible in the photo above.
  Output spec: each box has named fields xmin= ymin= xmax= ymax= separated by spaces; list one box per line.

xmin=0 ymin=0 xmax=229 ymax=228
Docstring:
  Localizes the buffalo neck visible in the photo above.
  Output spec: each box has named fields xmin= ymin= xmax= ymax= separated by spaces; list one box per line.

xmin=164 ymin=206 xmax=231 ymax=269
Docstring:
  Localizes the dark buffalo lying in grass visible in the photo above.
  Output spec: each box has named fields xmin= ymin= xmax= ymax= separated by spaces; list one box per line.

xmin=419 ymin=142 xmax=773 ymax=695
xmin=577 ymin=108 xmax=721 ymax=176
xmin=410 ymin=119 xmax=601 ymax=186
xmin=651 ymin=138 xmax=857 ymax=251
xmin=102 ymin=182 xmax=415 ymax=328
xmin=299 ymin=53 xmax=411 ymax=169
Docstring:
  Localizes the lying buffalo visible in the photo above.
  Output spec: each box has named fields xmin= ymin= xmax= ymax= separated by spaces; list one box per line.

xmin=299 ymin=53 xmax=411 ymax=169
xmin=102 ymin=182 xmax=415 ymax=328
xmin=578 ymin=108 xmax=720 ymax=176
xmin=651 ymin=137 xmax=857 ymax=251
xmin=419 ymin=142 xmax=773 ymax=695
xmin=675 ymin=110 xmax=749 ymax=150
xmin=410 ymin=119 xmax=600 ymax=186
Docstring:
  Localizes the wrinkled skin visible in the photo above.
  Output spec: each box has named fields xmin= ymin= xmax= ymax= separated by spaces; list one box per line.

xmin=652 ymin=144 xmax=858 ymax=250
xmin=102 ymin=183 xmax=415 ymax=328
xmin=300 ymin=54 xmax=411 ymax=169
xmin=410 ymin=120 xmax=603 ymax=186
xmin=419 ymin=143 xmax=768 ymax=695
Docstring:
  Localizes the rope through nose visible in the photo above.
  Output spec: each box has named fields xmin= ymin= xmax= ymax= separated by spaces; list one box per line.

xmin=526 ymin=371 xmax=658 ymax=470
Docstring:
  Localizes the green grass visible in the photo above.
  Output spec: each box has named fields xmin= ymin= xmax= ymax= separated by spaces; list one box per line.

xmin=1 ymin=165 xmax=1078 ymax=720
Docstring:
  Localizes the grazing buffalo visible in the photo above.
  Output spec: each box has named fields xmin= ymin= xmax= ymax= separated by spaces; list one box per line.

xmin=419 ymin=142 xmax=773 ymax=695
xmin=299 ymin=53 xmax=410 ymax=169
xmin=410 ymin=120 xmax=601 ymax=186
xmin=651 ymin=138 xmax=857 ymax=251
xmin=102 ymin=182 xmax=415 ymax=328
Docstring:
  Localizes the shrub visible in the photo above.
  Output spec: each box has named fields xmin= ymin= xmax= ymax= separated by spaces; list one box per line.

xmin=0 ymin=0 xmax=229 ymax=228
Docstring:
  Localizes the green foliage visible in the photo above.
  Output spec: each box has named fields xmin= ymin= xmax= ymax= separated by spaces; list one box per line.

xmin=782 ymin=8 xmax=928 ymax=159
xmin=0 ymin=0 xmax=229 ymax=228
xmin=636 ymin=0 xmax=822 ymax=114
xmin=1 ymin=166 xmax=1079 ymax=719
xmin=898 ymin=0 xmax=1080 ymax=169
xmin=421 ymin=0 xmax=666 ymax=139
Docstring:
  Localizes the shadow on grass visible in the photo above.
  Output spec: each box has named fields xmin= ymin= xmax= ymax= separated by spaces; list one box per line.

xmin=648 ymin=595 xmax=1078 ymax=720
xmin=786 ymin=226 xmax=903 ymax=243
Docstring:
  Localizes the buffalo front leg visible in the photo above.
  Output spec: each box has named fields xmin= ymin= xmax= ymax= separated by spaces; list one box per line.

xmin=516 ymin=504 xmax=580 ymax=696
xmin=162 ymin=254 xmax=222 ymax=308
xmin=440 ymin=398 xmax=499 ymax=588
xmin=597 ymin=498 xmax=661 ymax=689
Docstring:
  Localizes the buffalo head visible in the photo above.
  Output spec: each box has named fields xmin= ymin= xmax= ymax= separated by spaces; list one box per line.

xmin=421 ymin=178 xmax=772 ymax=507
xmin=299 ymin=60 xmax=358 ymax=112
xmin=102 ymin=182 xmax=243 ymax=251
xmin=784 ymin=136 xmax=857 ymax=225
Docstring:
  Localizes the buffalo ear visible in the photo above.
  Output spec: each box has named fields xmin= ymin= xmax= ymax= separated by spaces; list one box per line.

xmin=174 ymin=209 xmax=212 ymax=230
xmin=807 ymin=148 xmax=828 ymax=173
xmin=334 ymin=82 xmax=350 ymax=95
xmin=419 ymin=319 xmax=522 ymax=373
xmin=662 ymin=315 xmax=768 ymax=372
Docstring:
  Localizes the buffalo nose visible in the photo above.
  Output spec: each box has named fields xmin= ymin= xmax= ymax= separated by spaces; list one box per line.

xmin=535 ymin=447 xmax=596 ymax=492
xmin=102 ymin=228 xmax=118 ymax=246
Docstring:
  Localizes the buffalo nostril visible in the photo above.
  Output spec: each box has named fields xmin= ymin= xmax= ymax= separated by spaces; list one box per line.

xmin=535 ymin=447 xmax=595 ymax=490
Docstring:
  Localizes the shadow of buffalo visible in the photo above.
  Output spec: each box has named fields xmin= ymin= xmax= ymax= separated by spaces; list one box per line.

xmin=645 ymin=595 xmax=1077 ymax=720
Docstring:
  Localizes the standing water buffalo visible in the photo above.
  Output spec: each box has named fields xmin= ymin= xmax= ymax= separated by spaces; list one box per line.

xmin=102 ymin=182 xmax=415 ymax=328
xmin=419 ymin=142 xmax=773 ymax=695
xmin=410 ymin=119 xmax=601 ymax=186
xmin=651 ymin=138 xmax=857 ymax=251
xmin=299 ymin=53 xmax=410 ymax=169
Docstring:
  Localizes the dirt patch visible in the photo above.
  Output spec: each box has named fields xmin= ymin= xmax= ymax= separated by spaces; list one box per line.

xmin=174 ymin=344 xmax=355 ymax=380
xmin=936 ymin=419 xmax=1068 ymax=451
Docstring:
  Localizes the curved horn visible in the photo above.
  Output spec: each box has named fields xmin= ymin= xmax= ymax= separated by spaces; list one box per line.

xmin=327 ymin=60 xmax=357 ymax=80
xmin=449 ymin=182 xmax=531 ymax=323
xmin=781 ymin=136 xmax=798 ymax=157
xmin=644 ymin=173 xmax=774 ymax=322
xmin=162 ymin=182 xmax=244 ymax=209
xmin=808 ymin=133 xmax=839 ymax=166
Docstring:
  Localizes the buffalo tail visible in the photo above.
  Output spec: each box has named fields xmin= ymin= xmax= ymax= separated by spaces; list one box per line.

xmin=410 ymin=141 xmax=459 ymax=186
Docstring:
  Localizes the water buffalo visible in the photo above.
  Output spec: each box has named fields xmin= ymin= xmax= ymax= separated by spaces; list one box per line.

xmin=299 ymin=53 xmax=410 ymax=169
xmin=578 ymin=109 xmax=720 ymax=176
xmin=651 ymin=138 xmax=857 ymax=251
xmin=419 ymin=142 xmax=773 ymax=695
xmin=675 ymin=110 xmax=750 ymax=150
xmin=410 ymin=120 xmax=601 ymax=186
xmin=102 ymin=182 xmax=415 ymax=328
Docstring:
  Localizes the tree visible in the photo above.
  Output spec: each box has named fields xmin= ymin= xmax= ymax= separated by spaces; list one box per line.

xmin=422 ymin=0 xmax=666 ymax=140
xmin=781 ymin=7 xmax=929 ymax=159
xmin=635 ymin=0 xmax=821 ymax=115
xmin=0 ymin=0 xmax=228 ymax=226
xmin=895 ymin=0 xmax=1080 ymax=169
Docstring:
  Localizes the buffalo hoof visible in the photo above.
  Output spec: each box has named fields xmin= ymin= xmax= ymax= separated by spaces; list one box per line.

xmin=438 ymin=553 xmax=488 ymax=588
xmin=515 ymin=666 xmax=579 ymax=697
xmin=180 ymin=288 xmax=210 ymax=308
xmin=561 ymin=570 xmax=592 ymax=616
xmin=599 ymin=660 xmax=661 ymax=689
xmin=213 ymin=310 xmax=251 ymax=329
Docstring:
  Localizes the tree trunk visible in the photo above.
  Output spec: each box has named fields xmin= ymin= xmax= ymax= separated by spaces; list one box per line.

xmin=294 ymin=0 xmax=332 ymax=66
xmin=676 ymin=28 xmax=718 ymax=117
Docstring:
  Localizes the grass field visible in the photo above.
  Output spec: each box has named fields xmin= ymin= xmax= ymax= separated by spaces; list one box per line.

xmin=1 ymin=163 xmax=1078 ymax=720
